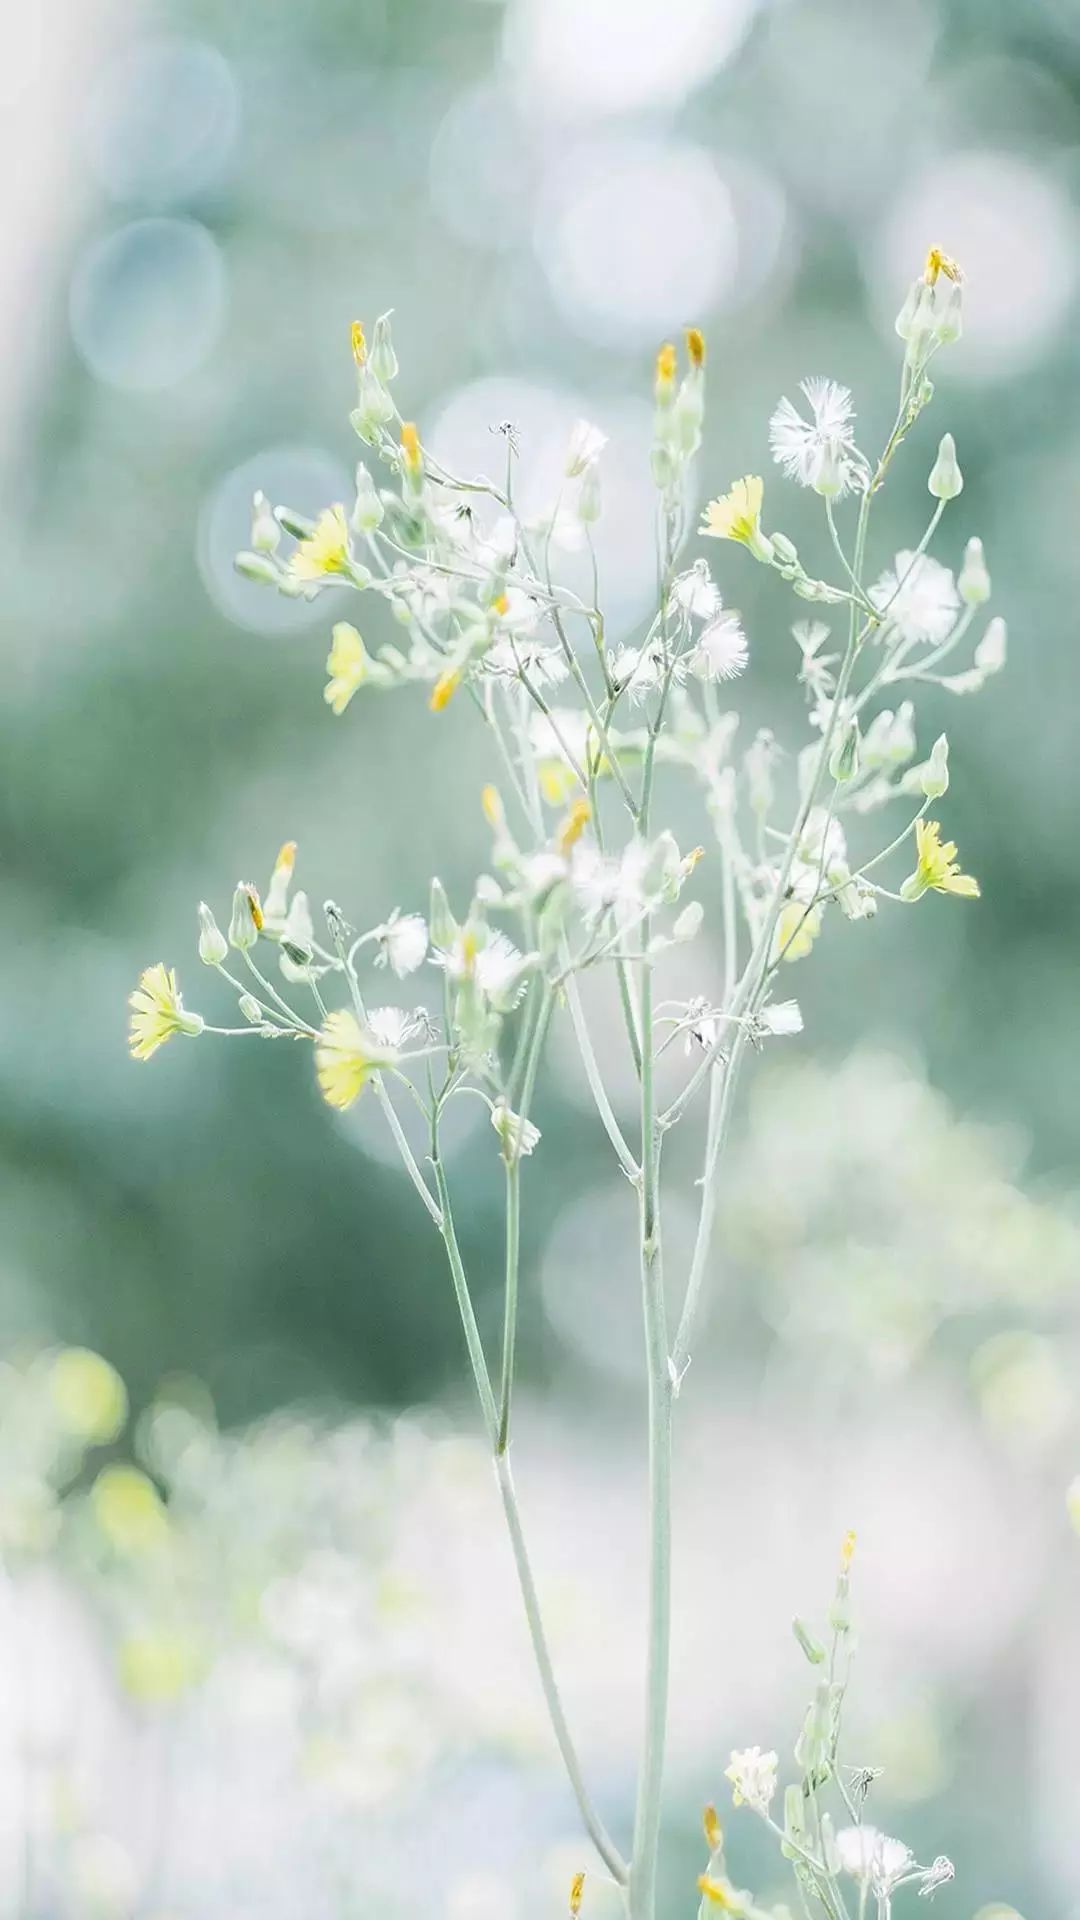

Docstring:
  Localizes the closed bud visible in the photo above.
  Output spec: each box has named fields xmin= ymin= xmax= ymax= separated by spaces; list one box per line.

xmin=828 ymin=718 xmax=860 ymax=784
xmin=228 ymin=883 xmax=263 ymax=951
xmin=263 ymin=842 xmax=297 ymax=928
xmin=350 ymin=366 xmax=394 ymax=444
xmin=959 ymin=536 xmax=991 ymax=605
xmin=782 ymin=1784 xmax=809 ymax=1858
xmin=894 ymin=277 xmax=923 ymax=342
xmin=921 ymin=733 xmax=950 ymax=799
xmin=673 ymin=900 xmax=704 ymax=943
xmin=274 ymin=505 xmax=315 ymax=541
xmin=975 ymin=615 xmax=1007 ymax=675
xmin=935 ymin=277 xmax=963 ymax=344
xmin=928 ymin=432 xmax=963 ymax=500
xmin=369 ymin=310 xmax=399 ymax=384
xmin=429 ymin=877 xmax=457 ymax=948
xmin=238 ymin=993 xmax=263 ymax=1024
xmin=794 ymin=1682 xmax=832 ymax=1777
xmin=746 ymin=730 xmax=775 ymax=818
xmin=813 ymin=438 xmax=846 ymax=499
xmin=578 ymin=462 xmax=602 ymax=524
xmin=654 ymin=340 xmax=678 ymax=405
xmin=234 ymin=551 xmax=281 ymax=586
xmin=792 ymin=1617 xmax=826 ymax=1665
xmin=770 ymin=531 xmax=799 ymax=567
xmin=650 ymin=442 xmax=677 ymax=491
xmin=250 ymin=490 xmax=280 ymax=553
xmin=197 ymin=903 xmax=227 ymax=967
xmin=351 ymin=463 xmax=385 ymax=533
xmin=820 ymin=1813 xmax=840 ymax=1876
xmin=672 ymin=374 xmax=705 ymax=458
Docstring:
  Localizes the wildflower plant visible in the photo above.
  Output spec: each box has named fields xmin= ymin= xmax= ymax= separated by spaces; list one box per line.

xmin=133 ymin=253 xmax=1003 ymax=1916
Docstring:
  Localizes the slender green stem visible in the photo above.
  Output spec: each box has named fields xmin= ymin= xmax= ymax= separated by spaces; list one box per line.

xmin=497 ymin=989 xmax=552 ymax=1453
xmin=493 ymin=1451 xmax=629 ymax=1885
xmin=498 ymin=1160 xmax=521 ymax=1455
xmin=561 ymin=966 xmax=640 ymax=1180
xmin=669 ymin=1036 xmax=748 ymax=1379
xmin=432 ymin=1144 xmax=628 ymax=1885
xmin=628 ymin=558 xmax=677 ymax=1920
xmin=628 ymin=945 xmax=672 ymax=1920
xmin=432 ymin=1157 xmax=497 ymax=1432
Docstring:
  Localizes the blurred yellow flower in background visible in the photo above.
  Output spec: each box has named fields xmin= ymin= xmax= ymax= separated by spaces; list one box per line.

xmin=325 ymin=622 xmax=370 ymax=715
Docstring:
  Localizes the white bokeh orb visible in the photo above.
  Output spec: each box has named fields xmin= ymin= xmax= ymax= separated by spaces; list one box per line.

xmin=69 ymin=217 xmax=227 ymax=392
xmin=870 ymin=150 xmax=1079 ymax=380
xmin=536 ymin=135 xmax=737 ymax=347
xmin=505 ymin=0 xmax=758 ymax=118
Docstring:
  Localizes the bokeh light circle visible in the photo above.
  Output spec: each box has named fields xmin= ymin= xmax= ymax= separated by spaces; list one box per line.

xmin=506 ymin=0 xmax=758 ymax=118
xmin=69 ymin=217 xmax=227 ymax=392
xmin=541 ymin=1180 xmax=700 ymax=1379
xmin=871 ymin=150 xmax=1079 ymax=380
xmin=428 ymin=82 xmax=536 ymax=251
xmin=197 ymin=445 xmax=352 ymax=635
xmin=536 ymin=135 xmax=737 ymax=346
xmin=82 ymin=36 xmax=240 ymax=204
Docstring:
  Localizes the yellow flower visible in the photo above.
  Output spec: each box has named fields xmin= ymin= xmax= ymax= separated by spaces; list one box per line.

xmin=263 ymin=840 xmax=297 ymax=924
xmin=539 ymin=759 xmax=579 ymax=806
xmin=685 ymin=325 xmax=706 ymax=369
xmin=840 ymin=1528 xmax=856 ymax=1572
xmin=119 ymin=1630 xmax=202 ymax=1704
xmin=400 ymin=420 xmax=423 ymax=478
xmin=902 ymin=819 xmax=980 ymax=901
xmin=701 ymin=475 xmax=765 ymax=547
xmin=557 ymin=796 xmax=591 ymax=853
xmin=655 ymin=339 xmax=678 ymax=402
xmin=49 ymin=1348 xmax=128 ymax=1445
xmin=569 ymin=1871 xmax=585 ymax=1916
xmin=697 ymin=1875 xmax=745 ymax=1912
xmin=430 ymin=666 xmax=462 ymax=712
xmin=703 ymin=1804 xmax=723 ymax=1853
xmin=924 ymin=246 xmax=962 ymax=285
xmin=288 ymin=504 xmax=351 ymax=581
xmin=129 ymin=963 xmax=203 ymax=1060
xmin=771 ymin=900 xmax=821 ymax=965
xmin=350 ymin=319 xmax=367 ymax=366
xmin=325 ymin=622 xmax=370 ymax=715
xmin=92 ymin=1465 xmax=170 ymax=1554
xmin=314 ymin=1010 xmax=396 ymax=1111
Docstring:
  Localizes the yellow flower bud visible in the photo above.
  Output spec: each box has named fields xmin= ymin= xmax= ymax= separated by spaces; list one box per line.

xmin=685 ymin=326 xmax=706 ymax=369
xmin=350 ymin=320 xmax=367 ymax=367
xmin=430 ymin=667 xmax=462 ymax=712
xmin=569 ymin=1871 xmax=585 ymax=1916
xmin=655 ymin=340 xmax=678 ymax=401
xmin=557 ymin=796 xmax=591 ymax=852
xmin=400 ymin=420 xmax=423 ymax=477
xmin=924 ymin=246 xmax=962 ymax=285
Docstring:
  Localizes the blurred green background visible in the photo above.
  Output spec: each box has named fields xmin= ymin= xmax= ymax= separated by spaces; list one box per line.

xmin=2 ymin=0 xmax=1079 ymax=1915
